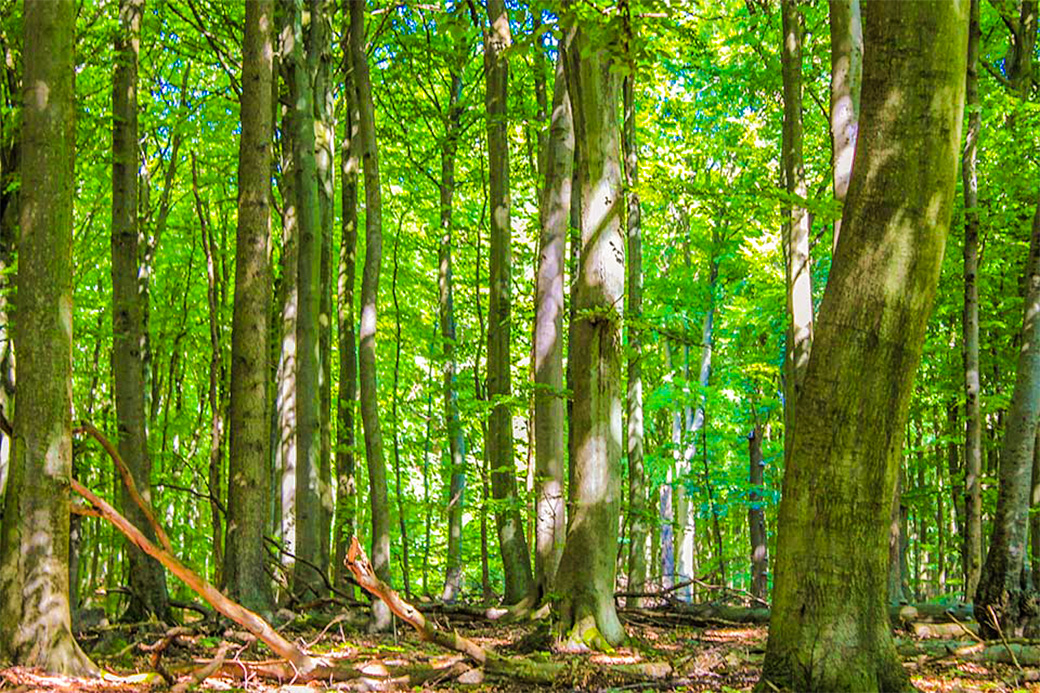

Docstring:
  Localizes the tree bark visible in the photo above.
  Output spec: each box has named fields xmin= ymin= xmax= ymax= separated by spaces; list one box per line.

xmin=224 ymin=0 xmax=275 ymax=615
xmin=110 ymin=0 xmax=171 ymax=623
xmin=390 ymin=230 xmax=412 ymax=600
xmin=760 ymin=2 xmax=967 ymax=689
xmin=533 ymin=48 xmax=572 ymax=602
xmin=484 ymin=0 xmax=533 ymax=605
xmin=350 ymin=0 xmax=393 ymax=632
xmin=555 ymin=19 xmax=626 ymax=650
xmin=975 ymin=195 xmax=1040 ymax=637
xmin=828 ymin=0 xmax=861 ymax=252
xmin=748 ymin=424 xmax=768 ymax=602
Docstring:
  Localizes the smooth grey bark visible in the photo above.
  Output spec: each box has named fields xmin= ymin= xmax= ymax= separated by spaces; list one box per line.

xmin=284 ymin=0 xmax=324 ymax=602
xmin=110 ymin=0 xmax=171 ymax=623
xmin=350 ymin=0 xmax=393 ymax=632
xmin=760 ymin=1 xmax=967 ymax=689
xmin=962 ymin=0 xmax=983 ymax=601
xmin=780 ymin=0 xmax=813 ymax=461
xmin=484 ymin=0 xmax=533 ymax=605
xmin=533 ymin=48 xmax=571 ymax=602
xmin=828 ymin=0 xmax=861 ymax=252
xmin=223 ymin=0 xmax=275 ymax=615
xmin=0 ymin=0 xmax=96 ymax=674
xmin=976 ymin=195 xmax=1040 ymax=637
xmin=555 ymin=20 xmax=626 ymax=650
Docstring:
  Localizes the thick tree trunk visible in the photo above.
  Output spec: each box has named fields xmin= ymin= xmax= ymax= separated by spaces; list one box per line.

xmin=110 ymin=0 xmax=171 ymax=623
xmin=224 ymin=0 xmax=275 ymax=615
xmin=760 ymin=2 xmax=967 ymax=689
xmin=555 ymin=20 xmax=626 ymax=650
xmin=962 ymin=0 xmax=984 ymax=602
xmin=484 ymin=0 xmax=533 ymax=605
xmin=780 ymin=0 xmax=814 ymax=462
xmin=976 ymin=195 xmax=1040 ymax=637
xmin=333 ymin=29 xmax=359 ymax=599
xmin=350 ymin=0 xmax=393 ymax=632
xmin=533 ymin=49 xmax=572 ymax=602
xmin=0 ymin=0 xmax=96 ymax=674
xmin=828 ymin=0 xmax=861 ymax=251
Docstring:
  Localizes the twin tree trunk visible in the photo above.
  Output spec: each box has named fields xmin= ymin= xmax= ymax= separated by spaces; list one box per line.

xmin=223 ymin=0 xmax=275 ymax=615
xmin=554 ymin=19 xmax=626 ymax=650
xmin=0 ymin=0 xmax=97 ymax=675
xmin=111 ymin=0 xmax=170 ymax=623
xmin=761 ymin=1 xmax=967 ymax=690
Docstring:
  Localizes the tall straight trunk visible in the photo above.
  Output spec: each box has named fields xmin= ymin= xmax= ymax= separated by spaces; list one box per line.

xmin=350 ymin=0 xmax=392 ymax=632
xmin=285 ymin=0 xmax=324 ymax=601
xmin=390 ymin=231 xmax=412 ymax=599
xmin=660 ymin=340 xmax=679 ymax=591
xmin=110 ymin=0 xmax=170 ymax=622
xmin=748 ymin=422 xmax=768 ymax=601
xmin=555 ymin=20 xmax=626 ymax=650
xmin=533 ymin=49 xmax=572 ymax=601
xmin=484 ymin=0 xmax=533 ymax=605
xmin=760 ymin=2 xmax=967 ymax=689
xmin=962 ymin=0 xmax=984 ymax=602
xmin=887 ymin=466 xmax=906 ymax=603
xmin=0 ymin=0 xmax=96 ymax=673
xmin=333 ymin=26 xmax=359 ymax=599
xmin=976 ymin=195 xmax=1040 ymax=636
xmin=780 ymin=0 xmax=814 ymax=459
xmin=621 ymin=43 xmax=647 ymax=605
xmin=223 ymin=0 xmax=275 ymax=615
xmin=828 ymin=0 xmax=861 ymax=251
xmin=440 ymin=64 xmax=467 ymax=604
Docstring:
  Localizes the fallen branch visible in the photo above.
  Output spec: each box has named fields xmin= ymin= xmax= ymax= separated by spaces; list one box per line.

xmin=171 ymin=641 xmax=231 ymax=693
xmin=75 ymin=421 xmax=173 ymax=553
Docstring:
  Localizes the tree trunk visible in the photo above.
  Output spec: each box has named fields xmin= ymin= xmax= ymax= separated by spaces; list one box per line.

xmin=0 ymin=0 xmax=97 ymax=673
xmin=760 ymin=2 xmax=967 ymax=689
xmin=748 ymin=423 xmax=768 ymax=602
xmin=484 ymin=0 xmax=533 ymax=605
xmin=962 ymin=0 xmax=984 ymax=602
xmin=224 ymin=0 xmax=275 ymax=615
xmin=333 ymin=24 xmax=359 ymax=599
xmin=555 ymin=20 xmax=626 ymax=650
xmin=110 ymin=0 xmax=170 ymax=623
xmin=828 ymin=0 xmax=861 ymax=252
xmin=533 ymin=49 xmax=572 ymax=602
xmin=780 ymin=0 xmax=814 ymax=462
xmin=350 ymin=0 xmax=393 ymax=632
xmin=390 ymin=231 xmax=412 ymax=600
xmin=976 ymin=194 xmax=1040 ymax=637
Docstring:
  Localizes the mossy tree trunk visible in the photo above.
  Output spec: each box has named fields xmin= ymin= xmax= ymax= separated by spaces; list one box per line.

xmin=760 ymin=1 xmax=967 ymax=690
xmin=0 ymin=0 xmax=97 ymax=674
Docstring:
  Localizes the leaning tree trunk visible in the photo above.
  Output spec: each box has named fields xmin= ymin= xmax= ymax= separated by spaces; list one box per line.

xmin=554 ymin=20 xmax=626 ymax=651
xmin=350 ymin=0 xmax=393 ymax=632
xmin=828 ymin=0 xmax=861 ymax=252
xmin=0 ymin=0 xmax=97 ymax=675
xmin=532 ymin=48 xmax=572 ymax=603
xmin=760 ymin=2 xmax=967 ymax=690
xmin=110 ymin=0 xmax=170 ymax=623
xmin=484 ymin=0 xmax=533 ymax=605
xmin=223 ymin=0 xmax=275 ymax=616
xmin=962 ymin=0 xmax=984 ymax=601
xmin=975 ymin=195 xmax=1040 ymax=638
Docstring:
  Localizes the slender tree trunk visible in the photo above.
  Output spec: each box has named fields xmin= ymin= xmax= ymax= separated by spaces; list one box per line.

xmin=760 ymin=2 xmax=967 ymax=688
xmin=223 ymin=0 xmax=275 ymax=615
xmin=333 ymin=25 xmax=360 ymax=599
xmin=780 ymin=0 xmax=814 ymax=461
xmin=0 ymin=0 xmax=96 ymax=673
xmin=962 ymin=0 xmax=984 ymax=602
xmin=748 ymin=422 xmax=768 ymax=601
xmin=350 ymin=0 xmax=392 ymax=632
xmin=533 ymin=49 xmax=572 ymax=602
xmin=828 ymin=0 xmax=861 ymax=251
xmin=390 ymin=230 xmax=412 ymax=600
xmin=484 ymin=0 xmax=533 ymax=605
xmin=976 ymin=195 xmax=1040 ymax=637
xmin=555 ymin=19 xmax=626 ymax=650
xmin=110 ymin=0 xmax=170 ymax=623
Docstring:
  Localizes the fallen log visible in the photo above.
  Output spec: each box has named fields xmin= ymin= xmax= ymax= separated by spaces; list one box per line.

xmin=620 ymin=602 xmax=976 ymax=627
xmin=344 ymin=537 xmax=671 ymax=686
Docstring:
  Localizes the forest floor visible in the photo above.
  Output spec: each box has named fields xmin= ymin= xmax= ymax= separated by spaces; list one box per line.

xmin=1 ymin=609 xmax=1037 ymax=692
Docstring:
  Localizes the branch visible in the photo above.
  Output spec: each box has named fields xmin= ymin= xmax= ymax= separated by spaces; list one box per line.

xmin=75 ymin=421 xmax=173 ymax=554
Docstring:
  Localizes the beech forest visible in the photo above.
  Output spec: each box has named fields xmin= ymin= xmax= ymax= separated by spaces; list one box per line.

xmin=0 ymin=1 xmax=1039 ymax=691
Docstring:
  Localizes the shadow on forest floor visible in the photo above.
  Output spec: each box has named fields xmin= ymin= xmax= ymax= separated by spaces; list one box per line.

xmin=0 ymin=615 xmax=1036 ymax=692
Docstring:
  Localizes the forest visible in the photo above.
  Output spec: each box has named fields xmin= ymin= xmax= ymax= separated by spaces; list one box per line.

xmin=0 ymin=0 xmax=1038 ymax=691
